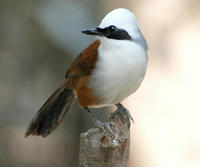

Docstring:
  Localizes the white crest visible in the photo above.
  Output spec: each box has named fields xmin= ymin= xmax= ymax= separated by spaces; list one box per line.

xmin=99 ymin=8 xmax=147 ymax=50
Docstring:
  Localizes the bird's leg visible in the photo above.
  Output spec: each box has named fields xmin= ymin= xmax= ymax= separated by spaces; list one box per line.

xmin=115 ymin=103 xmax=134 ymax=123
xmin=84 ymin=107 xmax=96 ymax=120
xmin=84 ymin=107 xmax=116 ymax=136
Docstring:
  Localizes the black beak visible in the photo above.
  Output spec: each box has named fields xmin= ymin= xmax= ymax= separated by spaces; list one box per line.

xmin=82 ymin=27 xmax=104 ymax=36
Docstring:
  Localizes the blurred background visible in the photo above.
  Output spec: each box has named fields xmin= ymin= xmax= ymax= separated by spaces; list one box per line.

xmin=0 ymin=0 xmax=200 ymax=167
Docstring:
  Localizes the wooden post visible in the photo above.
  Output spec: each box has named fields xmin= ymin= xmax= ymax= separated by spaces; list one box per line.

xmin=79 ymin=108 xmax=131 ymax=167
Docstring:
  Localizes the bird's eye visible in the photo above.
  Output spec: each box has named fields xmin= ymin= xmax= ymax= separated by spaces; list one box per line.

xmin=109 ymin=25 xmax=116 ymax=33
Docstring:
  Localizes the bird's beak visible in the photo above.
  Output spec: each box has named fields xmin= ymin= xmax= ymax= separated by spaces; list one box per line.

xmin=82 ymin=27 xmax=104 ymax=36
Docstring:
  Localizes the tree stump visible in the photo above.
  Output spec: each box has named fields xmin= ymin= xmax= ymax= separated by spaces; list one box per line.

xmin=79 ymin=107 xmax=131 ymax=167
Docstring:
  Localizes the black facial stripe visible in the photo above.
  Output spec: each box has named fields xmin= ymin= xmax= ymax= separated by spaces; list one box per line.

xmin=107 ymin=29 xmax=131 ymax=40
xmin=99 ymin=25 xmax=132 ymax=40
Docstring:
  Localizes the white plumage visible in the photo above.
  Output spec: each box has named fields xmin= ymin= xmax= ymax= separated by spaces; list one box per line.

xmin=89 ymin=8 xmax=148 ymax=107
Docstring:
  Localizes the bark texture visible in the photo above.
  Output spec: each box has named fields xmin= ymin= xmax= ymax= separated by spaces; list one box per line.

xmin=79 ymin=108 xmax=131 ymax=167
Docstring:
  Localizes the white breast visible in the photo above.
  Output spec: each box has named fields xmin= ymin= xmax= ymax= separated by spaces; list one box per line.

xmin=89 ymin=38 xmax=148 ymax=107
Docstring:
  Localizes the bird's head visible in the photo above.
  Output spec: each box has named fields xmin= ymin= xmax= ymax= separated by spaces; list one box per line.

xmin=82 ymin=8 xmax=147 ymax=50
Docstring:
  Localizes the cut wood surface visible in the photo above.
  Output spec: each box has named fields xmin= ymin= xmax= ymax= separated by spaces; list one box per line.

xmin=79 ymin=108 xmax=131 ymax=167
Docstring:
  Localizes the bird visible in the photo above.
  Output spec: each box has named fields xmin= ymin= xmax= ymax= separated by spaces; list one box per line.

xmin=25 ymin=8 xmax=148 ymax=138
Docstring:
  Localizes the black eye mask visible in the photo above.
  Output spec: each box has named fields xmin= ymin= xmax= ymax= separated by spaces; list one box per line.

xmin=82 ymin=25 xmax=132 ymax=40
xmin=97 ymin=25 xmax=131 ymax=40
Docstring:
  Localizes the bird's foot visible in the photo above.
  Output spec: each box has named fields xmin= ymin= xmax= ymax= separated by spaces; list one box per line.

xmin=93 ymin=119 xmax=116 ymax=136
xmin=114 ymin=103 xmax=134 ymax=123
xmin=84 ymin=107 xmax=116 ymax=136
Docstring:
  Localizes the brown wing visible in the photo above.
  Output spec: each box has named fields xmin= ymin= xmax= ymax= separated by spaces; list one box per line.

xmin=25 ymin=40 xmax=100 ymax=137
xmin=65 ymin=40 xmax=100 ymax=107
xmin=65 ymin=40 xmax=100 ymax=89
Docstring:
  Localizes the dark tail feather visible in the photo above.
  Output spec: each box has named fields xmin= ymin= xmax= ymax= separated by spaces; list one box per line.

xmin=25 ymin=85 xmax=75 ymax=138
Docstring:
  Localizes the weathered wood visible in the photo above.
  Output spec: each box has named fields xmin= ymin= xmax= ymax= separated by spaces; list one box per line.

xmin=79 ymin=108 xmax=131 ymax=167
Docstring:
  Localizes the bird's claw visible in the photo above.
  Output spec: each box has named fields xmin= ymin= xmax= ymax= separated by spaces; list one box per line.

xmin=116 ymin=103 xmax=134 ymax=123
xmin=93 ymin=119 xmax=116 ymax=136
